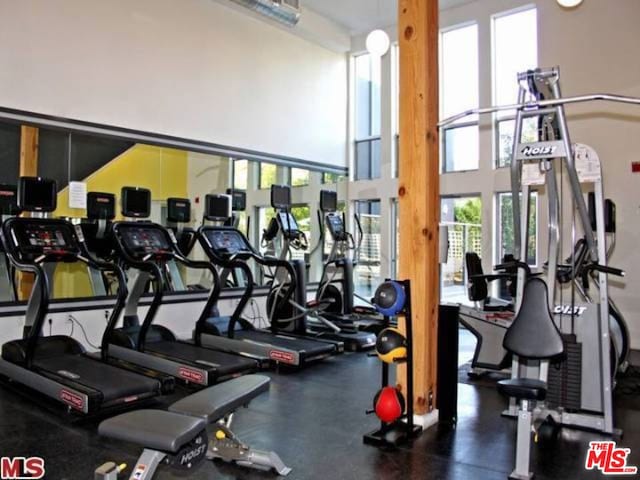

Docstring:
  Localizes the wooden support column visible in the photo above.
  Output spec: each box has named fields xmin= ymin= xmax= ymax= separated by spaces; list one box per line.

xmin=397 ymin=0 xmax=439 ymax=416
xmin=19 ymin=126 xmax=39 ymax=177
xmin=17 ymin=126 xmax=39 ymax=300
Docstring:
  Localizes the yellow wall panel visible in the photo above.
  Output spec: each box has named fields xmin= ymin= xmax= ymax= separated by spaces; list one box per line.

xmin=55 ymin=144 xmax=188 ymax=219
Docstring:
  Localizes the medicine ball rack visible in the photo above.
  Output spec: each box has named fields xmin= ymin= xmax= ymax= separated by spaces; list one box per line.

xmin=363 ymin=279 xmax=422 ymax=448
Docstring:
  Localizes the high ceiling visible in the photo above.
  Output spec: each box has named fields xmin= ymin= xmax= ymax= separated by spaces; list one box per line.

xmin=301 ymin=0 xmax=475 ymax=35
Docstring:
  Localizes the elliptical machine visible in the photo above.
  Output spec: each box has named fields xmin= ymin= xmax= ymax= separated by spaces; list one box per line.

xmin=262 ymin=185 xmax=376 ymax=351
xmin=314 ymin=190 xmax=384 ymax=333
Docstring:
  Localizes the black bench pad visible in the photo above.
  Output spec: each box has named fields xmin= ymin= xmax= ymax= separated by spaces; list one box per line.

xmin=497 ymin=378 xmax=548 ymax=401
xmin=169 ymin=374 xmax=269 ymax=422
xmin=99 ymin=410 xmax=206 ymax=453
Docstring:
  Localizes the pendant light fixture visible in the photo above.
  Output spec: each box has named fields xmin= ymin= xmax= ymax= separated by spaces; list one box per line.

xmin=365 ymin=0 xmax=390 ymax=57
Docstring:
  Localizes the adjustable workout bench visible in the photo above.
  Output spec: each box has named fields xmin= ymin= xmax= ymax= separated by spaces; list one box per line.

xmin=95 ymin=375 xmax=291 ymax=479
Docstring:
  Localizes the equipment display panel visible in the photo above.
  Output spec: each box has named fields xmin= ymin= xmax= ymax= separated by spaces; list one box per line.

xmin=167 ymin=198 xmax=191 ymax=223
xmin=11 ymin=221 xmax=76 ymax=255
xmin=119 ymin=225 xmax=172 ymax=256
xmin=204 ymin=229 xmax=250 ymax=255
xmin=87 ymin=192 xmax=116 ymax=220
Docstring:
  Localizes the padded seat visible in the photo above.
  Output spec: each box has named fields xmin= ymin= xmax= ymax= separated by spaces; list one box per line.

xmin=99 ymin=410 xmax=206 ymax=453
xmin=169 ymin=374 xmax=270 ymax=423
xmin=497 ymin=378 xmax=548 ymax=401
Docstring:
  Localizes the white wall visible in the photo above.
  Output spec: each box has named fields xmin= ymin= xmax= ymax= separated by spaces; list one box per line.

xmin=537 ymin=0 xmax=640 ymax=346
xmin=0 ymin=0 xmax=348 ymax=168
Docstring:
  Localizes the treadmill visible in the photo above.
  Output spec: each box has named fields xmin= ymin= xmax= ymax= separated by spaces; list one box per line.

xmin=105 ymin=187 xmax=260 ymax=386
xmin=0 ymin=177 xmax=163 ymax=414
xmin=195 ymin=193 xmax=340 ymax=367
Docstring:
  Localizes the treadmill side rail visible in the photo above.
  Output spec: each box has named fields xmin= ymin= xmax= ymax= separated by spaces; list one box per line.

xmin=199 ymin=333 xmax=301 ymax=366
xmin=0 ymin=358 xmax=90 ymax=413
xmin=108 ymin=345 xmax=209 ymax=386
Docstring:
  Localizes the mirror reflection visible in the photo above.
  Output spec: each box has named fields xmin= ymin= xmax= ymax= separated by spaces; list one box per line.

xmin=0 ymin=120 xmax=352 ymax=304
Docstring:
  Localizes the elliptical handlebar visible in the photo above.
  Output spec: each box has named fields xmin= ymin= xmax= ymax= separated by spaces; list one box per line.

xmin=584 ymin=263 xmax=625 ymax=277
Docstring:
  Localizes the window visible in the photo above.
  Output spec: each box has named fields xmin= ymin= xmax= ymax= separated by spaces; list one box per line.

xmin=496 ymin=192 xmax=537 ymax=266
xmin=440 ymin=23 xmax=479 ymax=172
xmin=354 ymin=200 xmax=381 ymax=297
xmin=233 ymin=159 xmax=248 ymax=190
xmin=354 ymin=54 xmax=382 ymax=180
xmin=440 ymin=196 xmax=482 ymax=304
xmin=496 ymin=118 xmax=538 ymax=168
xmin=259 ymin=162 xmax=278 ymax=189
xmin=323 ymin=172 xmax=347 ymax=184
xmin=493 ymin=7 xmax=538 ymax=167
xmin=291 ymin=168 xmax=309 ymax=187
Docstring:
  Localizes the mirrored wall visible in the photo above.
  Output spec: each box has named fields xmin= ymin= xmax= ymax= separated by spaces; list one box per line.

xmin=0 ymin=119 xmax=348 ymax=304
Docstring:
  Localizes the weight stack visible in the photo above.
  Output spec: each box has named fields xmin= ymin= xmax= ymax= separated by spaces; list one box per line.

xmin=437 ymin=304 xmax=459 ymax=426
xmin=547 ymin=334 xmax=582 ymax=410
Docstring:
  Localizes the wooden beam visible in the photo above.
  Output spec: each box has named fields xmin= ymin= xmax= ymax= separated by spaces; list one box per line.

xmin=17 ymin=126 xmax=39 ymax=300
xmin=397 ymin=0 xmax=439 ymax=416
xmin=19 ymin=126 xmax=39 ymax=177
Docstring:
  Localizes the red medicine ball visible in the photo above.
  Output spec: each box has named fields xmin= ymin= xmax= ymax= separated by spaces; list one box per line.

xmin=373 ymin=386 xmax=406 ymax=423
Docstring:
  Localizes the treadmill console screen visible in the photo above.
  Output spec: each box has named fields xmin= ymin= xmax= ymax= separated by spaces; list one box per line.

xmin=119 ymin=226 xmax=172 ymax=256
xmin=11 ymin=221 xmax=76 ymax=256
xmin=122 ymin=187 xmax=151 ymax=218
xmin=320 ymin=190 xmax=337 ymax=213
xmin=18 ymin=177 xmax=57 ymax=213
xmin=204 ymin=230 xmax=250 ymax=256
xmin=167 ymin=197 xmax=191 ymax=223
xmin=270 ymin=185 xmax=291 ymax=210
xmin=226 ymin=189 xmax=247 ymax=212
xmin=204 ymin=194 xmax=231 ymax=221
xmin=87 ymin=192 xmax=116 ymax=220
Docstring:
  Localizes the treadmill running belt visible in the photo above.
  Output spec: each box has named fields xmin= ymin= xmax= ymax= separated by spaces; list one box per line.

xmin=146 ymin=341 xmax=256 ymax=377
xmin=35 ymin=354 xmax=159 ymax=402
xmin=234 ymin=331 xmax=335 ymax=356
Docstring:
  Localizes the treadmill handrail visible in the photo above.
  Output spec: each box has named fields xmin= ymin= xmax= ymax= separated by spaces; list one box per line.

xmin=76 ymin=241 xmax=129 ymax=361
xmin=195 ymin=226 xmax=256 ymax=341
xmin=197 ymin=226 xmax=297 ymax=330
xmin=170 ymin=250 xmax=227 ymax=345
xmin=2 ymin=256 xmax=48 ymax=369
xmin=111 ymin=222 xmax=166 ymax=351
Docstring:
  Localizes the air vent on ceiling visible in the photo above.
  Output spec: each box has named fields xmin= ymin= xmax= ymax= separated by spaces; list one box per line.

xmin=228 ymin=0 xmax=301 ymax=27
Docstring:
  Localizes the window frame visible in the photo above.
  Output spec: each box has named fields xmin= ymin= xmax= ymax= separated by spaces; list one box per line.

xmin=439 ymin=21 xmax=480 ymax=174
xmin=491 ymin=4 xmax=538 ymax=168
xmin=495 ymin=191 xmax=539 ymax=268
xmin=353 ymin=52 xmax=382 ymax=181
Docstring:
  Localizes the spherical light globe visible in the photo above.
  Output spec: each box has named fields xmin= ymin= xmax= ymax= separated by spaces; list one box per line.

xmin=557 ymin=0 xmax=583 ymax=8
xmin=366 ymin=29 xmax=390 ymax=57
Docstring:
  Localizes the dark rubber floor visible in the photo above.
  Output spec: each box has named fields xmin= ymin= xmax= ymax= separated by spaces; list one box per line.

xmin=0 ymin=330 xmax=639 ymax=479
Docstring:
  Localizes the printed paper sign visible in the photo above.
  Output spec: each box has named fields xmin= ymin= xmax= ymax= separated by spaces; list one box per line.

xmin=68 ymin=181 xmax=87 ymax=209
